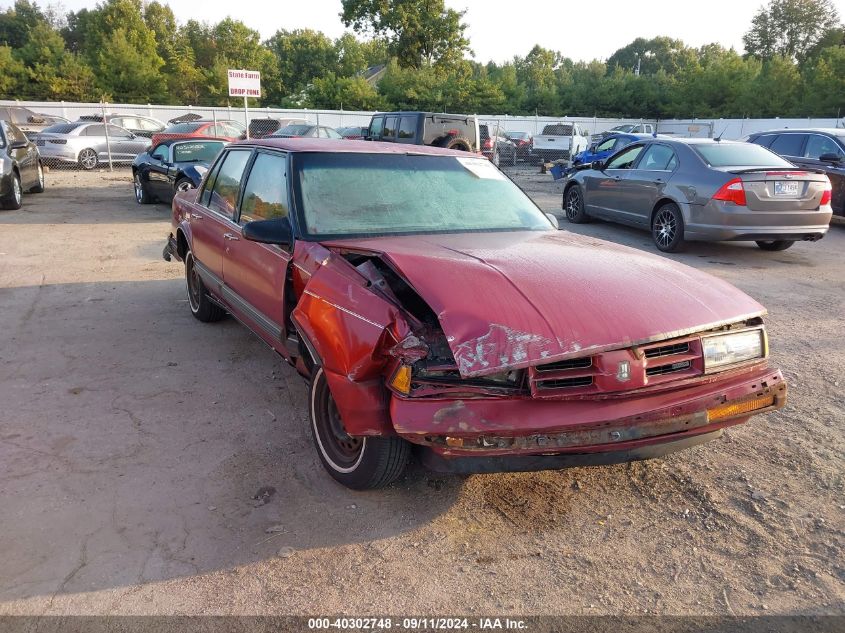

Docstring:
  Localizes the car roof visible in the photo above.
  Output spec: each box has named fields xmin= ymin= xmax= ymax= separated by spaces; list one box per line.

xmin=230 ymin=138 xmax=472 ymax=157
xmin=750 ymin=128 xmax=845 ymax=136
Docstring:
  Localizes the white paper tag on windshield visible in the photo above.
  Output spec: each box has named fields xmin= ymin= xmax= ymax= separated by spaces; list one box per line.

xmin=456 ymin=157 xmax=507 ymax=180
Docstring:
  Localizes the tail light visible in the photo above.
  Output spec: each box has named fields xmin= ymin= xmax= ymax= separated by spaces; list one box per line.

xmin=482 ymin=139 xmax=493 ymax=149
xmin=820 ymin=184 xmax=832 ymax=206
xmin=713 ymin=178 xmax=746 ymax=206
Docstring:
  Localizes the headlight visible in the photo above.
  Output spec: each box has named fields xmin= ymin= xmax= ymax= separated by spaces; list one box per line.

xmin=702 ymin=329 xmax=766 ymax=371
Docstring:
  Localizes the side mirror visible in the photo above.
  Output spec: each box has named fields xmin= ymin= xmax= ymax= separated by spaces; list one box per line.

xmin=591 ymin=160 xmax=605 ymax=171
xmin=818 ymin=152 xmax=841 ymax=163
xmin=242 ymin=217 xmax=292 ymax=247
xmin=545 ymin=213 xmax=560 ymax=229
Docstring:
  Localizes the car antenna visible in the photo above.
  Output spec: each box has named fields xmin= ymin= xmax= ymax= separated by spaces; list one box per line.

xmin=714 ymin=124 xmax=729 ymax=142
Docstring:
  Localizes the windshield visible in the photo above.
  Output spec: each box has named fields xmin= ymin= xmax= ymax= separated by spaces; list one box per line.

xmin=294 ymin=153 xmax=553 ymax=237
xmin=612 ymin=125 xmax=636 ymax=133
xmin=173 ymin=141 xmax=225 ymax=163
xmin=274 ymin=124 xmax=313 ymax=136
xmin=693 ymin=142 xmax=793 ymax=167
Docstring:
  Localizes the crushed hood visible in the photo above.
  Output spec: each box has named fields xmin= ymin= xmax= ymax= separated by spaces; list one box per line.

xmin=323 ymin=231 xmax=766 ymax=378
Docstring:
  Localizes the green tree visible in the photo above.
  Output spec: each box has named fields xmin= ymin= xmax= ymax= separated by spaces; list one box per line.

xmin=802 ymin=45 xmax=845 ymax=115
xmin=0 ymin=0 xmax=46 ymax=49
xmin=607 ymin=37 xmax=697 ymax=76
xmin=0 ymin=44 xmax=26 ymax=97
xmin=265 ymin=29 xmax=338 ymax=103
xmin=744 ymin=0 xmax=841 ymax=62
xmin=340 ymin=0 xmax=469 ymax=68
xmin=309 ymin=73 xmax=385 ymax=110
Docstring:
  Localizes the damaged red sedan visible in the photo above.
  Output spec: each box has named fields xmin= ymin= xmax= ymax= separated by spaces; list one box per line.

xmin=163 ymin=138 xmax=786 ymax=489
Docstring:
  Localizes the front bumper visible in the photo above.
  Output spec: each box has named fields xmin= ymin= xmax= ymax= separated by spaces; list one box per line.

xmin=390 ymin=365 xmax=785 ymax=464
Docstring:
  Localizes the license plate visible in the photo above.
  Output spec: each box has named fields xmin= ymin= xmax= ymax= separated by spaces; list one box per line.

xmin=774 ymin=181 xmax=800 ymax=196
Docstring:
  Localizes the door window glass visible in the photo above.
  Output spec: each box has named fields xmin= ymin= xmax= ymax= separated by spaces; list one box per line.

xmin=199 ymin=159 xmax=223 ymax=206
xmin=325 ymin=127 xmax=342 ymax=139
xmin=398 ymin=116 xmax=416 ymax=139
xmin=804 ymin=135 xmax=843 ymax=159
xmin=637 ymin=144 xmax=676 ymax=170
xmin=107 ymin=124 xmax=132 ymax=138
xmin=596 ymin=137 xmax=616 ymax=152
xmin=605 ymin=145 xmax=644 ymax=169
xmin=318 ymin=127 xmax=330 ymax=138
xmin=239 ymin=153 xmax=289 ymax=224
xmin=151 ymin=145 xmax=169 ymax=161
xmin=383 ymin=117 xmax=397 ymax=139
xmin=138 ymin=118 xmax=163 ymax=131
xmin=84 ymin=125 xmax=106 ymax=137
xmin=207 ymin=150 xmax=251 ymax=219
xmin=770 ymin=134 xmax=806 ymax=157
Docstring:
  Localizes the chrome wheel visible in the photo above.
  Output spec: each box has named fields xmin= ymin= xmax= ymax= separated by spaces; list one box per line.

xmin=175 ymin=179 xmax=193 ymax=193
xmin=186 ymin=254 xmax=201 ymax=313
xmin=37 ymin=163 xmax=44 ymax=188
xmin=565 ymin=187 xmax=582 ymax=220
xmin=12 ymin=177 xmax=21 ymax=206
xmin=79 ymin=149 xmax=98 ymax=170
xmin=653 ymin=208 xmax=677 ymax=249
xmin=312 ymin=368 xmax=365 ymax=472
xmin=134 ymin=174 xmax=144 ymax=203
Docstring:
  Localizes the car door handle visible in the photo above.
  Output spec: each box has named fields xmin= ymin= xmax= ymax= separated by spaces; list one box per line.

xmin=190 ymin=213 xmax=202 ymax=220
xmin=223 ymin=233 xmax=240 ymax=241
xmin=653 ymin=178 xmax=664 ymax=184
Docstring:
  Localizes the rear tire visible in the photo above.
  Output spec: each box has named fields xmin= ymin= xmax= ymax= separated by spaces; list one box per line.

xmin=442 ymin=136 xmax=471 ymax=152
xmin=310 ymin=367 xmax=410 ymax=490
xmin=756 ymin=240 xmax=795 ymax=251
xmin=563 ymin=185 xmax=589 ymax=223
xmin=1 ymin=172 xmax=22 ymax=210
xmin=652 ymin=203 xmax=685 ymax=252
xmin=175 ymin=177 xmax=195 ymax=194
xmin=134 ymin=172 xmax=152 ymax=204
xmin=185 ymin=251 xmax=225 ymax=322
xmin=78 ymin=148 xmax=98 ymax=170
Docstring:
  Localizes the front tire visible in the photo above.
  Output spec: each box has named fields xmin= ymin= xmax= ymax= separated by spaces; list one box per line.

xmin=310 ymin=367 xmax=410 ymax=490
xmin=134 ymin=172 xmax=152 ymax=204
xmin=175 ymin=177 xmax=194 ymax=194
xmin=652 ymin=203 xmax=685 ymax=252
xmin=185 ymin=251 xmax=225 ymax=322
xmin=29 ymin=162 xmax=45 ymax=193
xmin=756 ymin=240 xmax=795 ymax=251
xmin=563 ymin=185 xmax=589 ymax=223
xmin=2 ymin=172 xmax=22 ymax=210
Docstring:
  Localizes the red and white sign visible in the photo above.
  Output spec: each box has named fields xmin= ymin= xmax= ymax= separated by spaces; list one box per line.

xmin=227 ymin=69 xmax=261 ymax=98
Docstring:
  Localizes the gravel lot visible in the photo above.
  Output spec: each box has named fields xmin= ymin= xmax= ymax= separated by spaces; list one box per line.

xmin=0 ymin=167 xmax=843 ymax=616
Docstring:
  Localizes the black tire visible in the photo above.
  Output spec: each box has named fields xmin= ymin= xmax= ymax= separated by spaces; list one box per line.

xmin=310 ymin=367 xmax=410 ymax=490
xmin=174 ymin=177 xmax=195 ymax=194
xmin=442 ymin=136 xmax=471 ymax=152
xmin=185 ymin=251 xmax=226 ymax=322
xmin=78 ymin=148 xmax=98 ymax=170
xmin=134 ymin=171 xmax=152 ymax=204
xmin=563 ymin=185 xmax=589 ymax=223
xmin=1 ymin=172 xmax=22 ymax=210
xmin=652 ymin=202 xmax=685 ymax=252
xmin=756 ymin=240 xmax=795 ymax=251
xmin=29 ymin=161 xmax=45 ymax=193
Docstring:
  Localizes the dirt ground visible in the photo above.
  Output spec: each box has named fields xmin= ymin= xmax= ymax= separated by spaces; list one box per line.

xmin=0 ymin=166 xmax=843 ymax=617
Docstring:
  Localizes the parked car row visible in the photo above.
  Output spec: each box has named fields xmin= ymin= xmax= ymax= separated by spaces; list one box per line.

xmin=160 ymin=136 xmax=787 ymax=489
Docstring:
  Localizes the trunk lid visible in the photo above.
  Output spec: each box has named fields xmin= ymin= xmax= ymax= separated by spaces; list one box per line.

xmin=727 ymin=169 xmax=831 ymax=211
xmin=322 ymin=231 xmax=765 ymax=378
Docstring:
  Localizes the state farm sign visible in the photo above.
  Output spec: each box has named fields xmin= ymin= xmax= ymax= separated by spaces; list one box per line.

xmin=228 ymin=69 xmax=261 ymax=98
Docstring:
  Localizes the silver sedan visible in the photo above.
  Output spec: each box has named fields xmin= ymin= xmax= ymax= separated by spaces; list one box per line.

xmin=562 ymin=138 xmax=833 ymax=252
xmin=34 ymin=121 xmax=151 ymax=170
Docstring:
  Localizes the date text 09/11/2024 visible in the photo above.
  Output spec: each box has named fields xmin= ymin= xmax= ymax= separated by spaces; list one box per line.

xmin=307 ymin=617 xmax=528 ymax=630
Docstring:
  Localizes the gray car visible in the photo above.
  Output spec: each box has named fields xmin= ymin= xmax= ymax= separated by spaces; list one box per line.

xmin=562 ymin=138 xmax=833 ymax=252
xmin=34 ymin=121 xmax=151 ymax=170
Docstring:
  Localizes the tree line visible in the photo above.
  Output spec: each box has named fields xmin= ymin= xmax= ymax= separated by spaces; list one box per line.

xmin=0 ymin=0 xmax=843 ymax=119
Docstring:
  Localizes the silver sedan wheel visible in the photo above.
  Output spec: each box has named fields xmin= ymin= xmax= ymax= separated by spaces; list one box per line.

xmin=79 ymin=149 xmax=98 ymax=170
xmin=653 ymin=208 xmax=677 ymax=249
xmin=12 ymin=176 xmax=21 ymax=206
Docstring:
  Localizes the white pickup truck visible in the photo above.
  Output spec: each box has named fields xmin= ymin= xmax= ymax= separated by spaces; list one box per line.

xmin=531 ymin=122 xmax=591 ymax=164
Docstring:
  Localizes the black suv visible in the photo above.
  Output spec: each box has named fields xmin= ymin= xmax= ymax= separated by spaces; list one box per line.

xmin=746 ymin=128 xmax=845 ymax=217
xmin=367 ymin=111 xmax=479 ymax=152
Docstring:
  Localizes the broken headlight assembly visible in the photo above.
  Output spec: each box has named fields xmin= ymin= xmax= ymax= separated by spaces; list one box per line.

xmin=702 ymin=328 xmax=767 ymax=372
xmin=389 ymin=362 xmax=525 ymax=396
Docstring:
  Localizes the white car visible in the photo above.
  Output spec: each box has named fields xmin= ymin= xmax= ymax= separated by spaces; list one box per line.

xmin=531 ymin=122 xmax=591 ymax=163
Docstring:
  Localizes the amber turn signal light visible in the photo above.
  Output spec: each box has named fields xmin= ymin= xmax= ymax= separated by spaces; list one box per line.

xmin=390 ymin=365 xmax=412 ymax=395
xmin=707 ymin=395 xmax=775 ymax=422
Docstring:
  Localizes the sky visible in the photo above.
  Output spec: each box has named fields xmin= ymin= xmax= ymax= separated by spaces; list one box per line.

xmin=25 ymin=0 xmax=845 ymax=63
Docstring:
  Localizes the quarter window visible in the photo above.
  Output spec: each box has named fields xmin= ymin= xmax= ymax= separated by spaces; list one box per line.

xmin=239 ymin=153 xmax=289 ymax=224
xmin=596 ymin=137 xmax=616 ymax=152
xmin=383 ymin=117 xmax=397 ymax=139
xmin=207 ymin=150 xmax=251 ymax=219
xmin=398 ymin=116 xmax=416 ymax=139
xmin=605 ymin=144 xmax=644 ymax=170
xmin=770 ymin=134 xmax=806 ymax=157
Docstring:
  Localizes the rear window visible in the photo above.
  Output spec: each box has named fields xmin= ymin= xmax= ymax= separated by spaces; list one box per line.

xmin=542 ymin=124 xmax=573 ymax=135
xmin=42 ymin=122 xmax=85 ymax=134
xmin=508 ymin=131 xmax=530 ymax=139
xmin=165 ymin=123 xmax=203 ymax=133
xmin=274 ymin=124 xmax=312 ymax=136
xmin=692 ymin=143 xmax=793 ymax=167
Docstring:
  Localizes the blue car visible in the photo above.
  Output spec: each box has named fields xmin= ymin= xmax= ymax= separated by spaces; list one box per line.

xmin=571 ymin=133 xmax=656 ymax=167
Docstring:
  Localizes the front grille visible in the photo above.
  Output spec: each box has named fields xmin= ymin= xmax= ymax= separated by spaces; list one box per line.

xmin=644 ymin=342 xmax=689 ymax=358
xmin=646 ymin=360 xmax=692 ymax=376
xmin=536 ymin=376 xmax=594 ymax=390
xmin=535 ymin=357 xmax=592 ymax=373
